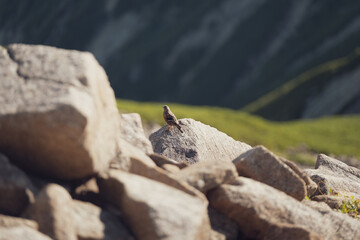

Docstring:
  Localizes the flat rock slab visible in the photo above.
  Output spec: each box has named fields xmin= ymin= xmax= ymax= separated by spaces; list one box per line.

xmin=150 ymin=118 xmax=251 ymax=164
xmin=233 ymin=146 xmax=307 ymax=200
xmin=0 ymin=153 xmax=36 ymax=215
xmin=208 ymin=177 xmax=360 ymax=240
xmin=98 ymin=170 xmax=211 ymax=240
xmin=0 ymin=44 xmax=119 ymax=180
xmin=304 ymin=154 xmax=360 ymax=196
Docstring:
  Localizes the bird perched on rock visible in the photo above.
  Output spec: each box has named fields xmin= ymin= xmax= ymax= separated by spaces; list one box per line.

xmin=163 ymin=105 xmax=184 ymax=133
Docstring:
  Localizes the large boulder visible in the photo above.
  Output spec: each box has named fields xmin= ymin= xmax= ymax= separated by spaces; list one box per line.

xmin=0 ymin=44 xmax=120 ymax=180
xmin=0 ymin=153 xmax=36 ymax=215
xmin=0 ymin=214 xmax=38 ymax=230
xmin=23 ymin=184 xmax=77 ymax=240
xmin=208 ymin=177 xmax=360 ymax=239
xmin=98 ymin=170 xmax=211 ymax=240
xmin=119 ymin=113 xmax=153 ymax=154
xmin=233 ymin=146 xmax=308 ymax=200
xmin=150 ymin=118 xmax=251 ymax=164
xmin=304 ymin=154 xmax=360 ymax=196
xmin=175 ymin=161 xmax=238 ymax=193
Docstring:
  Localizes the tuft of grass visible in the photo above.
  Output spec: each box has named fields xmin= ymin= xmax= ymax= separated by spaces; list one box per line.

xmin=340 ymin=196 xmax=360 ymax=219
xmin=117 ymin=99 xmax=360 ymax=165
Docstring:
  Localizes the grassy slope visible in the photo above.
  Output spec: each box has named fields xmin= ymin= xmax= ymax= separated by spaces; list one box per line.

xmin=117 ymin=99 xmax=360 ymax=165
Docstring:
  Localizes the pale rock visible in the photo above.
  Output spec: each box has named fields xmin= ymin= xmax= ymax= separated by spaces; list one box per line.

xmin=175 ymin=161 xmax=238 ymax=193
xmin=97 ymin=170 xmax=211 ymax=240
xmin=233 ymin=146 xmax=307 ymax=200
xmin=23 ymin=184 xmax=77 ymax=240
xmin=119 ymin=113 xmax=153 ymax=154
xmin=150 ymin=118 xmax=251 ymax=164
xmin=0 ymin=44 xmax=119 ymax=180
xmin=208 ymin=177 xmax=360 ymax=239
xmin=149 ymin=153 xmax=189 ymax=169
xmin=0 ymin=226 xmax=52 ymax=240
xmin=0 ymin=214 xmax=38 ymax=230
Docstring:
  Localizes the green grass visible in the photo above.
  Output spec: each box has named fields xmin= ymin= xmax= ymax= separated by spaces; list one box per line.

xmin=117 ymin=99 xmax=360 ymax=165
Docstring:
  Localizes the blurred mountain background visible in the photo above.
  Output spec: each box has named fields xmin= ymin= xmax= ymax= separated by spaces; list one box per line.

xmin=1 ymin=0 xmax=360 ymax=121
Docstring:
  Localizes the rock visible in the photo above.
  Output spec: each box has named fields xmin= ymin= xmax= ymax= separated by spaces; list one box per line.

xmin=111 ymin=139 xmax=206 ymax=200
xmin=208 ymin=177 xmax=360 ymax=239
xmin=119 ymin=113 xmax=153 ymax=154
xmin=149 ymin=153 xmax=189 ymax=169
xmin=0 ymin=214 xmax=38 ymax=230
xmin=312 ymin=195 xmax=360 ymax=210
xmin=175 ymin=161 xmax=238 ymax=193
xmin=263 ymin=223 xmax=323 ymax=240
xmin=301 ymin=200 xmax=333 ymax=214
xmin=0 ymin=153 xmax=36 ymax=215
xmin=161 ymin=163 xmax=181 ymax=173
xmin=150 ymin=118 xmax=251 ymax=164
xmin=97 ymin=170 xmax=211 ymax=240
xmin=233 ymin=146 xmax=307 ymax=200
xmin=23 ymin=184 xmax=77 ymax=240
xmin=208 ymin=208 xmax=240 ymax=240
xmin=0 ymin=44 xmax=119 ymax=180
xmin=304 ymin=154 xmax=360 ymax=196
xmin=0 ymin=226 xmax=52 ymax=240
xmin=72 ymin=200 xmax=134 ymax=240
xmin=73 ymin=178 xmax=102 ymax=205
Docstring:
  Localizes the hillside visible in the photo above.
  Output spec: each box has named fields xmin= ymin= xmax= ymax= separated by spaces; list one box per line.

xmin=117 ymin=99 xmax=360 ymax=166
xmin=1 ymin=0 xmax=360 ymax=120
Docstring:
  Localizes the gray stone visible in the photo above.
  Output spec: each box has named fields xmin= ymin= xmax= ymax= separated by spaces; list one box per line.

xmin=0 ymin=153 xmax=36 ymax=215
xmin=98 ymin=170 xmax=211 ymax=240
xmin=304 ymin=154 xmax=360 ymax=196
xmin=233 ymin=146 xmax=307 ymax=200
xmin=150 ymin=118 xmax=251 ymax=164
xmin=0 ymin=44 xmax=119 ymax=180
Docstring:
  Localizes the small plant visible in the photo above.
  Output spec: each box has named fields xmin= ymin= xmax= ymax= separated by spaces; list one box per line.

xmin=339 ymin=196 xmax=360 ymax=219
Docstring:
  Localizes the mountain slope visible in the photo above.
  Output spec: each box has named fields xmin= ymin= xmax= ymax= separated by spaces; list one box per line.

xmin=1 ymin=0 xmax=360 ymax=120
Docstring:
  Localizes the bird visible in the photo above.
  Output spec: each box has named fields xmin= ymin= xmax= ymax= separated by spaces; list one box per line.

xmin=162 ymin=105 xmax=184 ymax=133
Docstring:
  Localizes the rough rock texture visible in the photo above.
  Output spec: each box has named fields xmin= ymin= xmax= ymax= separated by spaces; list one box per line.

xmin=312 ymin=195 xmax=359 ymax=210
xmin=119 ymin=113 xmax=153 ymax=154
xmin=208 ymin=177 xmax=360 ymax=240
xmin=0 ymin=226 xmax=52 ymax=240
xmin=73 ymin=200 xmax=133 ymax=240
xmin=0 ymin=44 xmax=120 ymax=180
xmin=301 ymin=200 xmax=333 ymax=214
xmin=149 ymin=153 xmax=189 ymax=169
xmin=208 ymin=208 xmax=240 ymax=240
xmin=0 ymin=153 xmax=36 ymax=215
xmin=111 ymin=139 xmax=206 ymax=200
xmin=263 ymin=223 xmax=323 ymax=240
xmin=233 ymin=146 xmax=307 ymax=200
xmin=150 ymin=118 xmax=251 ymax=164
xmin=23 ymin=184 xmax=77 ymax=240
xmin=98 ymin=170 xmax=211 ymax=240
xmin=304 ymin=154 xmax=360 ymax=196
xmin=175 ymin=161 xmax=238 ymax=193
xmin=0 ymin=214 xmax=38 ymax=230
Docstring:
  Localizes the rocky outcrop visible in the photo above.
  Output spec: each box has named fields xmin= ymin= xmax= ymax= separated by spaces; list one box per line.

xmin=208 ymin=177 xmax=360 ymax=240
xmin=0 ymin=44 xmax=120 ymax=180
xmin=98 ymin=170 xmax=211 ymax=240
xmin=119 ymin=113 xmax=153 ymax=154
xmin=233 ymin=146 xmax=308 ymax=200
xmin=150 ymin=118 xmax=251 ymax=164
xmin=0 ymin=154 xmax=36 ymax=215
xmin=0 ymin=226 xmax=52 ymax=240
xmin=305 ymin=154 xmax=360 ymax=196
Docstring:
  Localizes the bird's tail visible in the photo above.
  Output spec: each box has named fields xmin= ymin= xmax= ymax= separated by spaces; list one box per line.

xmin=177 ymin=125 xmax=184 ymax=133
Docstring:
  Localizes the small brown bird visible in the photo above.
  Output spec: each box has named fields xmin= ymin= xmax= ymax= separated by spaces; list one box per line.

xmin=163 ymin=105 xmax=184 ymax=133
